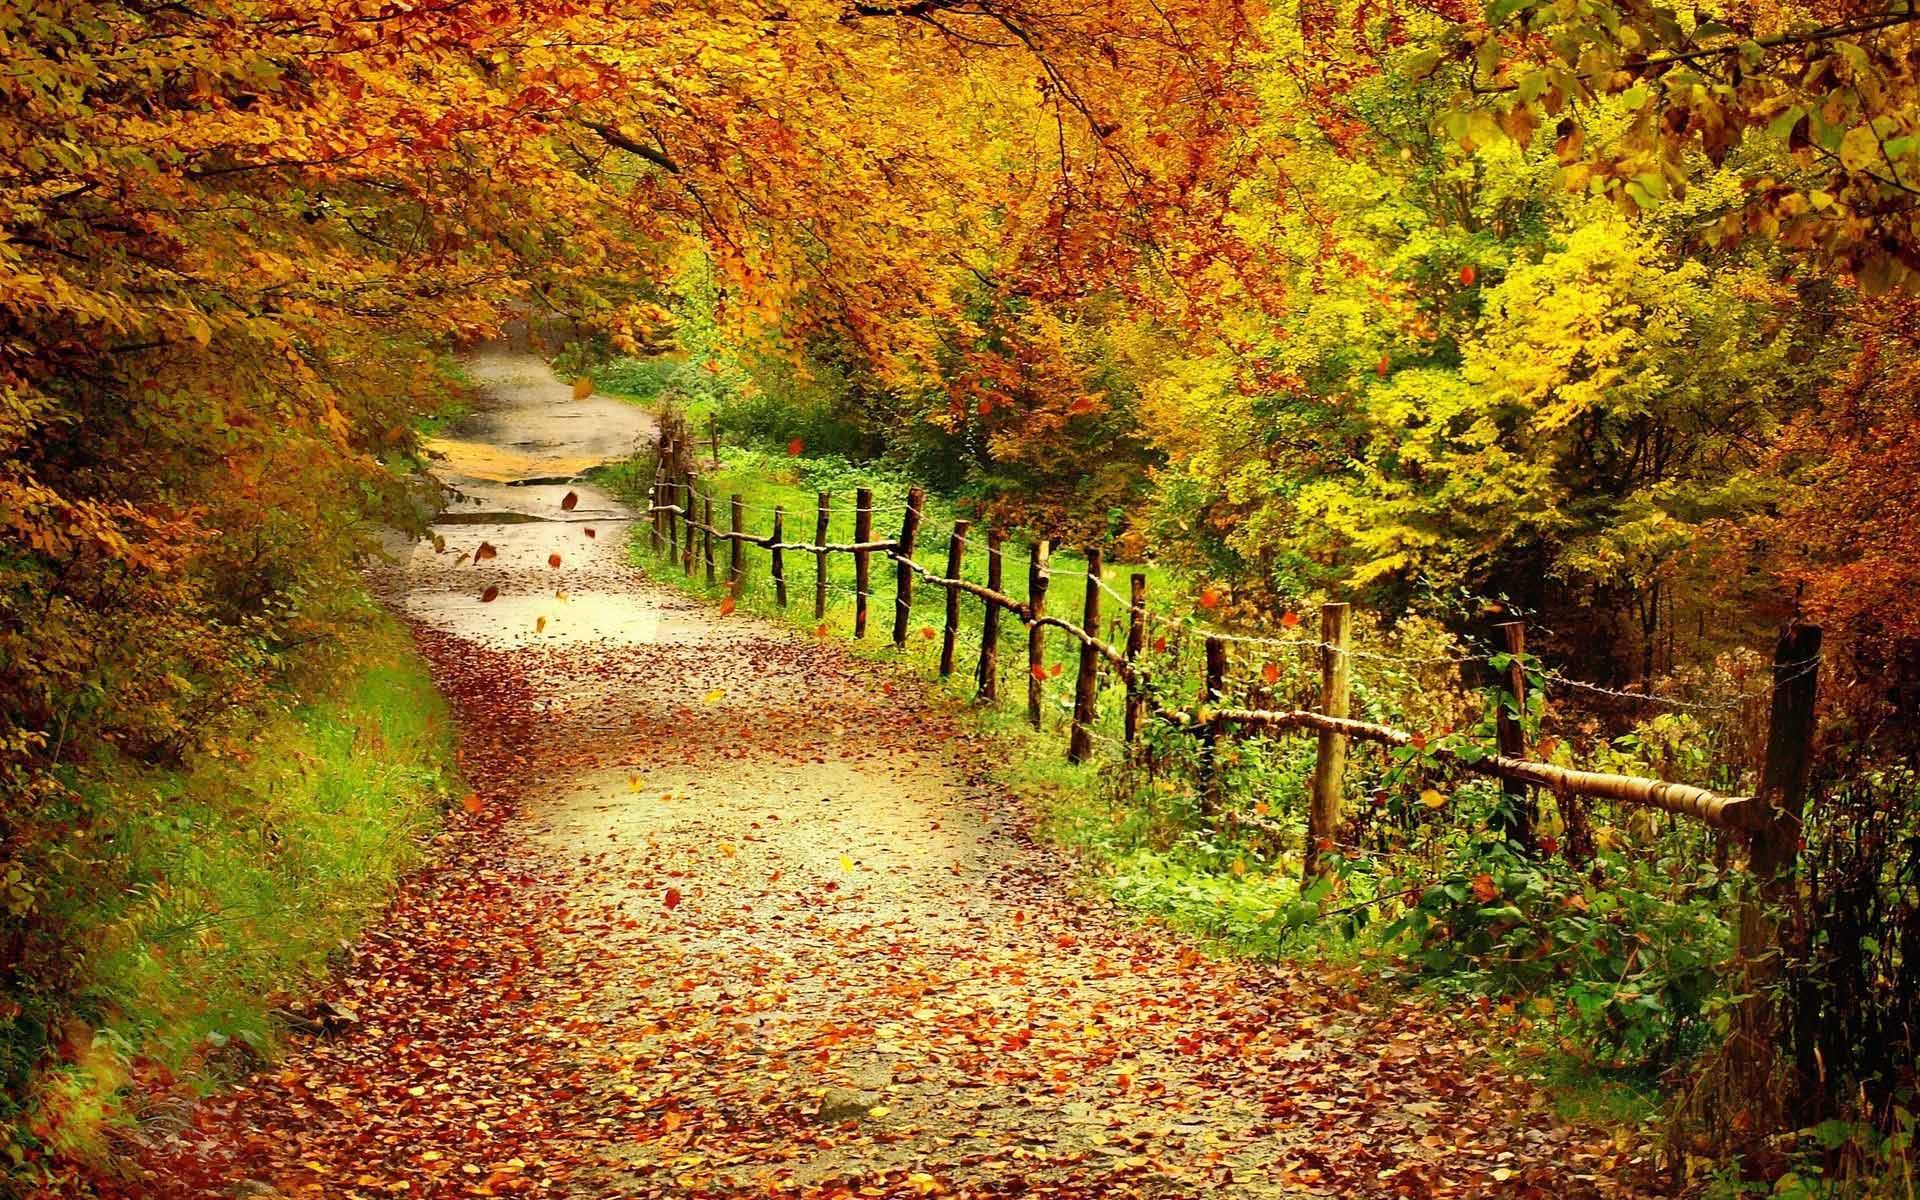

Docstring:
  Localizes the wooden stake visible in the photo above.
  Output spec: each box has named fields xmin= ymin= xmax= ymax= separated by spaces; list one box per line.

xmin=1067 ymin=548 xmax=1103 ymax=763
xmin=940 ymin=520 xmax=970 ymax=676
xmin=1200 ymin=636 xmax=1227 ymax=810
xmin=1730 ymin=623 xmax=1822 ymax=1118
xmin=702 ymin=494 xmax=716 ymax=585
xmin=1492 ymin=619 xmax=1534 ymax=850
xmin=681 ymin=480 xmax=696 ymax=576
xmin=853 ymin=487 xmax=873 ymax=638
xmin=771 ymin=507 xmax=787 ymax=607
xmin=814 ymin=491 xmax=830 ymax=620
xmin=709 ymin=412 xmax=720 ymax=465
xmin=728 ymin=494 xmax=745 ymax=588
xmin=892 ymin=487 xmax=925 ymax=648
xmin=1303 ymin=602 xmax=1351 ymax=884
xmin=1026 ymin=540 xmax=1051 ymax=728
xmin=1124 ymin=573 xmax=1147 ymax=745
xmin=975 ymin=526 xmax=1002 ymax=702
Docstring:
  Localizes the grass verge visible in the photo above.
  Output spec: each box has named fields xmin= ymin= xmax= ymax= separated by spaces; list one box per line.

xmin=5 ymin=597 xmax=457 ymax=1178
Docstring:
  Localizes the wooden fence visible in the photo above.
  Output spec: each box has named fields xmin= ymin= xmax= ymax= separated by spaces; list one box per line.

xmin=642 ymin=445 xmax=1820 ymax=896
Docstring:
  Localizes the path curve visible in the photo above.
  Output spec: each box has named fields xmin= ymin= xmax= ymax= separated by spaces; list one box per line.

xmin=100 ymin=352 xmax=1644 ymax=1200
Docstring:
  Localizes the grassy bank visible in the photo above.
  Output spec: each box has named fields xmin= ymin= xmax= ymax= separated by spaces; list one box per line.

xmin=4 ymin=599 xmax=456 ymax=1179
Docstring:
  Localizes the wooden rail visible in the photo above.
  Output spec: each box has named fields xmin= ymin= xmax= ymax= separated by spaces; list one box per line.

xmin=640 ymin=467 xmax=1812 ymax=873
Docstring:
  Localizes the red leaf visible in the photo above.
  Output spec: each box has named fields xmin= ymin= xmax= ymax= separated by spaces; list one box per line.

xmin=548 ymin=553 xmax=562 ymax=568
xmin=561 ymin=491 xmax=579 ymax=511
xmin=921 ymin=625 xmax=936 ymax=639
xmin=1460 ymin=264 xmax=1477 ymax=286
xmin=1410 ymin=732 xmax=1428 ymax=750
xmin=1030 ymin=664 xmax=1047 ymax=681
xmin=480 ymin=586 xmax=499 ymax=603
xmin=787 ymin=437 xmax=805 ymax=456
xmin=1152 ymin=636 xmax=1168 ymax=653
xmin=1198 ymin=586 xmax=1222 ymax=610
xmin=1068 ymin=396 xmax=1096 ymax=415
xmin=1375 ymin=354 xmax=1390 ymax=378
xmin=475 ymin=541 xmax=497 ymax=562
xmin=1281 ymin=610 xmax=1300 ymax=628
xmin=1049 ymin=663 xmax=1062 ymax=678
xmin=719 ymin=596 xmax=737 ymax=616
xmin=663 ymin=887 xmax=681 ymax=909
xmin=461 ymin=792 xmax=484 ymax=815
xmin=584 ymin=527 xmax=596 ymax=539
xmin=1261 ymin=661 xmax=1279 ymax=684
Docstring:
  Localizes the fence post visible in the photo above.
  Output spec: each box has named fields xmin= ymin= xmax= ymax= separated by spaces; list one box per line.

xmin=1067 ymin=548 xmax=1104 ymax=763
xmin=681 ymin=480 xmax=696 ymax=576
xmin=649 ymin=456 xmax=664 ymax=552
xmin=892 ymin=487 xmax=924 ymax=648
xmin=1026 ymin=540 xmax=1050 ymax=728
xmin=728 ymin=494 xmax=745 ymax=589
xmin=853 ymin=487 xmax=873 ymax=638
xmin=664 ymin=457 xmax=679 ymax=562
xmin=709 ymin=412 xmax=720 ymax=465
xmin=939 ymin=520 xmax=970 ymax=676
xmin=975 ymin=526 xmax=1002 ymax=702
xmin=1124 ymin=573 xmax=1147 ymax=746
xmin=1302 ymin=602 xmax=1351 ymax=884
xmin=1730 ymin=623 xmax=1823 ymax=1121
xmin=1492 ymin=619 xmax=1534 ymax=850
xmin=771 ymin=507 xmax=787 ymax=607
xmin=1200 ymin=636 xmax=1227 ymax=811
xmin=702 ymin=494 xmax=716 ymax=585
xmin=813 ymin=491 xmax=830 ymax=620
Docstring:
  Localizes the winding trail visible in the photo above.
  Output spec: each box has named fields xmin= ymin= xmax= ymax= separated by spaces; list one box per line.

xmin=104 ymin=351 xmax=1647 ymax=1199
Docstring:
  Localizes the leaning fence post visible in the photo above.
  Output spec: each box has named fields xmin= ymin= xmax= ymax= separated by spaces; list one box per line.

xmin=813 ymin=491 xmax=830 ymax=620
xmin=1067 ymin=548 xmax=1104 ymax=764
xmin=771 ymin=507 xmax=787 ymax=607
xmin=702 ymin=494 xmax=716 ymax=585
xmin=1730 ymin=622 xmax=1823 ymax=1119
xmin=939 ymin=520 xmax=970 ymax=677
xmin=1026 ymin=540 xmax=1050 ymax=728
xmin=1492 ymin=619 xmax=1534 ymax=851
xmin=975 ymin=526 xmax=1002 ymax=702
xmin=1199 ymin=636 xmax=1227 ymax=811
xmin=1124 ymin=573 xmax=1147 ymax=746
xmin=853 ymin=487 xmax=873 ymax=638
xmin=664 ymin=458 xmax=679 ymax=562
xmin=891 ymin=487 xmax=924 ymax=648
xmin=1302 ymin=602 xmax=1351 ymax=884
xmin=728 ymin=494 xmax=745 ymax=589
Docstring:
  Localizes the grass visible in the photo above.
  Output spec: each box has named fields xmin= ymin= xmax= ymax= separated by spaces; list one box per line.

xmin=10 ymin=599 xmax=457 ymax=1169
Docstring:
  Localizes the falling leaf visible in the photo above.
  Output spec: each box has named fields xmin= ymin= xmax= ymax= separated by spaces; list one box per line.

xmin=1280 ymin=610 xmax=1300 ymax=628
xmin=571 ymin=377 xmax=593 ymax=400
xmin=535 ymin=616 xmax=547 ymax=633
xmin=480 ymin=586 xmax=499 ymax=603
xmin=1030 ymin=664 xmax=1048 ymax=681
xmin=1375 ymin=353 xmax=1390 ymax=378
xmin=1460 ymin=264 xmax=1477 ymax=286
xmin=584 ymin=527 xmax=596 ymax=538
xmin=921 ymin=625 xmax=936 ymax=639
xmin=787 ymin=437 xmax=805 ymax=456
xmin=475 ymin=541 xmax=497 ymax=562
xmin=663 ymin=887 xmax=681 ymax=909
xmin=1198 ymin=586 xmax=1222 ymax=610
xmin=548 ymin=553 xmax=562 ymax=568
xmin=1410 ymin=732 xmax=1428 ymax=751
xmin=1472 ymin=872 xmax=1497 ymax=902
xmin=561 ymin=490 xmax=579 ymax=511
xmin=719 ymin=596 xmax=736 ymax=616
xmin=1420 ymin=787 xmax=1446 ymax=809
xmin=1152 ymin=636 xmax=1168 ymax=653
xmin=461 ymin=792 xmax=483 ymax=815
xmin=1049 ymin=663 xmax=1062 ymax=678
xmin=1261 ymin=661 xmax=1279 ymax=684
xmin=839 ymin=854 xmax=853 ymax=871
xmin=1068 ymin=395 xmax=1096 ymax=415
xmin=814 ymin=623 xmax=830 ymax=638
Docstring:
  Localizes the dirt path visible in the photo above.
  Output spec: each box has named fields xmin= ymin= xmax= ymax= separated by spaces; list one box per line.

xmin=102 ymin=352 xmax=1647 ymax=1199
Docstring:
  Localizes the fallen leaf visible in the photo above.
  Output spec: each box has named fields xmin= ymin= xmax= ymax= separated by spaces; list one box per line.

xmin=480 ymin=586 xmax=499 ymax=603
xmin=561 ymin=490 xmax=579 ymax=511
xmin=548 ymin=553 xmax=562 ymax=568
xmin=663 ymin=887 xmax=681 ymax=909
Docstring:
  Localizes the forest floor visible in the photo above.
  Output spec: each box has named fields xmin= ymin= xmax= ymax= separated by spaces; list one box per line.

xmin=94 ymin=350 xmax=1651 ymax=1199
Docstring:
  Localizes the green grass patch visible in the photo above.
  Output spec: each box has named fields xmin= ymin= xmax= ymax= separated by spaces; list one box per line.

xmin=6 ymin=599 xmax=457 ymax=1171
